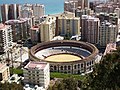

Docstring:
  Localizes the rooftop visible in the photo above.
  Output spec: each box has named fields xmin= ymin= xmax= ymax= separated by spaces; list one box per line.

xmin=24 ymin=61 xmax=47 ymax=70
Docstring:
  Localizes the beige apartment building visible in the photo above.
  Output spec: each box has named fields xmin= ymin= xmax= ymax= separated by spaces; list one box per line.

xmin=0 ymin=63 xmax=10 ymax=82
xmin=56 ymin=12 xmax=80 ymax=37
xmin=23 ymin=61 xmax=50 ymax=89
xmin=40 ymin=16 xmax=56 ymax=42
xmin=99 ymin=21 xmax=117 ymax=47
xmin=33 ymin=4 xmax=45 ymax=18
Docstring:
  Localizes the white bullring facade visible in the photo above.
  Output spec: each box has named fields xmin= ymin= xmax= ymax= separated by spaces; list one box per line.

xmin=29 ymin=40 xmax=99 ymax=74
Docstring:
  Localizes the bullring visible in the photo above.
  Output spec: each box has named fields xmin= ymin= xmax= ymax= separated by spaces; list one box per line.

xmin=29 ymin=40 xmax=99 ymax=74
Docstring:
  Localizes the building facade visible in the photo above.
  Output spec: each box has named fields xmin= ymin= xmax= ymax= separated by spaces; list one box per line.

xmin=30 ymin=26 xmax=40 ymax=43
xmin=20 ymin=7 xmax=33 ymax=18
xmin=64 ymin=0 xmax=89 ymax=12
xmin=33 ymin=4 xmax=45 ymax=19
xmin=23 ymin=61 xmax=50 ymax=89
xmin=99 ymin=21 xmax=117 ymax=47
xmin=5 ymin=19 xmax=31 ymax=42
xmin=56 ymin=12 xmax=80 ymax=37
xmin=8 ymin=4 xmax=21 ymax=20
xmin=0 ymin=4 xmax=8 ymax=23
xmin=0 ymin=24 xmax=12 ymax=53
xmin=0 ymin=63 xmax=10 ymax=82
xmin=0 ymin=4 xmax=21 ymax=23
xmin=81 ymin=15 xmax=100 ymax=44
xmin=40 ymin=16 xmax=56 ymax=42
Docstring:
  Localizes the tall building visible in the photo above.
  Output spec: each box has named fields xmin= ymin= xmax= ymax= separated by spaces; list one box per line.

xmin=99 ymin=21 xmax=117 ymax=47
xmin=0 ymin=24 xmax=12 ymax=53
xmin=56 ymin=12 xmax=80 ymax=37
xmin=5 ymin=19 xmax=29 ymax=42
xmin=33 ymin=4 xmax=45 ymax=18
xmin=0 ymin=4 xmax=21 ymax=23
xmin=40 ymin=16 xmax=56 ymax=42
xmin=0 ymin=63 xmax=10 ymax=83
xmin=30 ymin=26 xmax=40 ymax=43
xmin=22 ymin=4 xmax=45 ymax=19
xmin=20 ymin=7 xmax=33 ymax=18
xmin=114 ymin=8 xmax=120 ymax=18
xmin=75 ymin=8 xmax=94 ymax=17
xmin=23 ymin=61 xmax=50 ymax=89
xmin=64 ymin=0 xmax=89 ymax=12
xmin=0 ymin=4 xmax=8 ymax=23
xmin=8 ymin=4 xmax=21 ymax=20
xmin=81 ymin=15 xmax=100 ymax=44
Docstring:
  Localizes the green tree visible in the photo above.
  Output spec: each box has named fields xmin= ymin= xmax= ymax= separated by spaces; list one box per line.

xmin=50 ymin=77 xmax=78 ymax=90
xmin=83 ymin=47 xmax=120 ymax=90
xmin=0 ymin=82 xmax=23 ymax=90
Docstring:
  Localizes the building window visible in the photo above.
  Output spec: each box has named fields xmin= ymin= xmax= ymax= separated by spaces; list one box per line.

xmin=68 ymin=66 xmax=71 ymax=70
xmin=61 ymin=66 xmax=63 ymax=70
xmin=81 ymin=64 xmax=83 ymax=68
xmin=64 ymin=66 xmax=67 ymax=70
xmin=54 ymin=66 xmax=57 ymax=70
xmin=74 ymin=65 xmax=76 ymax=69
xmin=78 ymin=64 xmax=80 ymax=68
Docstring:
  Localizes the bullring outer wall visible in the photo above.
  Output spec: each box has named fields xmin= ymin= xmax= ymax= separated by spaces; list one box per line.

xmin=29 ymin=40 xmax=99 ymax=74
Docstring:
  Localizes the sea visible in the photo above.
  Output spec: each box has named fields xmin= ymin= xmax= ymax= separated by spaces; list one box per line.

xmin=0 ymin=0 xmax=103 ymax=15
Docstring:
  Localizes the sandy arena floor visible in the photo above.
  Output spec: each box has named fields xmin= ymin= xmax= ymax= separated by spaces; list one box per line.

xmin=45 ymin=54 xmax=81 ymax=62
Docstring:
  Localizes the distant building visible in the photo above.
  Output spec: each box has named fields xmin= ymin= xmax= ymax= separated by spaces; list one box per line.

xmin=81 ymin=15 xmax=100 ymax=44
xmin=114 ymin=8 xmax=120 ymax=18
xmin=33 ymin=4 xmax=45 ymax=19
xmin=0 ymin=24 xmax=12 ymax=53
xmin=64 ymin=0 xmax=89 ymax=12
xmin=40 ymin=16 xmax=56 ymax=42
xmin=75 ymin=8 xmax=94 ymax=17
xmin=0 ymin=4 xmax=21 ymax=23
xmin=96 ymin=13 xmax=118 ymax=26
xmin=22 ymin=4 xmax=45 ymax=19
xmin=30 ymin=26 xmax=40 ymax=43
xmin=8 ymin=4 xmax=21 ymax=20
xmin=56 ymin=12 xmax=80 ymax=37
xmin=5 ymin=19 xmax=32 ymax=42
xmin=99 ymin=21 xmax=117 ymax=47
xmin=23 ymin=61 xmax=50 ymax=89
xmin=20 ymin=7 xmax=33 ymax=18
xmin=0 ymin=4 xmax=9 ymax=23
xmin=0 ymin=63 xmax=10 ymax=82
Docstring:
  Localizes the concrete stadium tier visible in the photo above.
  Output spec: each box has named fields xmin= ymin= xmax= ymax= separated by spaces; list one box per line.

xmin=29 ymin=40 xmax=99 ymax=74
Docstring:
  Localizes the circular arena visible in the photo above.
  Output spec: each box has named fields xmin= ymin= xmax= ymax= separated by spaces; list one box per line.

xmin=29 ymin=40 xmax=99 ymax=74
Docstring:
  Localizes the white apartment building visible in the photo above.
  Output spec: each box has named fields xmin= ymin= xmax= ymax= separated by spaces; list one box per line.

xmin=0 ymin=63 xmax=10 ymax=82
xmin=0 ymin=24 xmax=12 ymax=53
xmin=99 ymin=21 xmax=117 ymax=47
xmin=40 ymin=16 xmax=56 ymax=42
xmin=23 ymin=61 xmax=50 ymax=89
